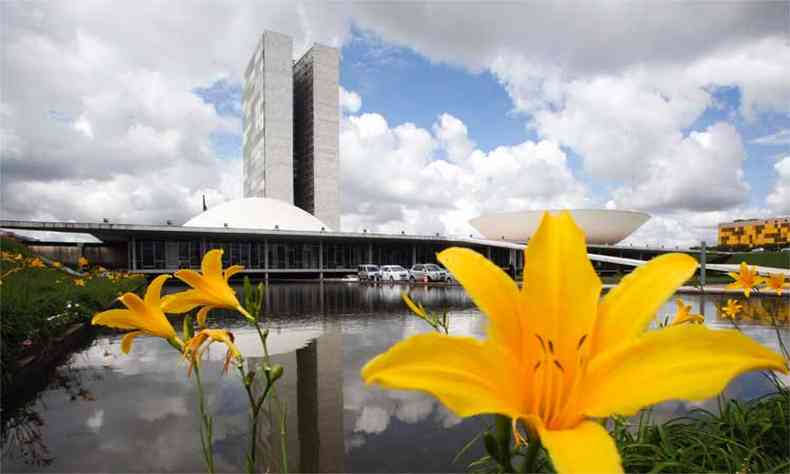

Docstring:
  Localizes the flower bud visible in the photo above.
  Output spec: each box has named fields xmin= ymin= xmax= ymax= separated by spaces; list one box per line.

xmin=266 ymin=364 xmax=284 ymax=384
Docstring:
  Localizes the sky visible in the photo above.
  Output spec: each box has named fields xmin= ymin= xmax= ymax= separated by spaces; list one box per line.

xmin=2 ymin=1 xmax=789 ymax=247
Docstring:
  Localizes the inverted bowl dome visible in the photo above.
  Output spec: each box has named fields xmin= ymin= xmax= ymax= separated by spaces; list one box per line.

xmin=469 ymin=209 xmax=649 ymax=245
xmin=183 ymin=197 xmax=330 ymax=232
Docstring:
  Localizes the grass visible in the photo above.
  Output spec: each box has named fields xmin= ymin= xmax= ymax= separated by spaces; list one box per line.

xmin=466 ymin=387 xmax=789 ymax=473
xmin=725 ymin=252 xmax=790 ymax=269
xmin=611 ymin=385 xmax=789 ymax=473
xmin=0 ymin=239 xmax=144 ymax=396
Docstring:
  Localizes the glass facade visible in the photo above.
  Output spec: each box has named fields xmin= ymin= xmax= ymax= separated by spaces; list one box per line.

xmin=132 ymin=236 xmax=520 ymax=274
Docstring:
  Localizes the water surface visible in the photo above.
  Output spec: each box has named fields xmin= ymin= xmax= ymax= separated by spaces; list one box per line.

xmin=2 ymin=284 xmax=787 ymax=472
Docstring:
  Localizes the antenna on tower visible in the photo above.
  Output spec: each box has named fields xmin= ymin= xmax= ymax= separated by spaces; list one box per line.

xmin=202 ymin=194 xmax=207 ymax=212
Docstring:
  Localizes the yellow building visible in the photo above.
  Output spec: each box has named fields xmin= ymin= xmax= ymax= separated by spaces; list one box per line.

xmin=718 ymin=217 xmax=790 ymax=249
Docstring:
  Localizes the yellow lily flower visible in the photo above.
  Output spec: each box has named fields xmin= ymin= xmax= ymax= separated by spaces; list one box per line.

xmin=669 ymin=299 xmax=704 ymax=326
xmin=161 ymin=249 xmax=252 ymax=326
xmin=73 ymin=278 xmax=86 ymax=287
xmin=184 ymin=328 xmax=242 ymax=375
xmin=765 ymin=273 xmax=786 ymax=296
xmin=92 ymin=274 xmax=181 ymax=353
xmin=361 ymin=211 xmax=787 ymax=473
xmin=78 ymin=256 xmax=89 ymax=269
xmin=721 ymin=299 xmax=742 ymax=319
xmin=29 ymin=258 xmax=45 ymax=268
xmin=52 ymin=261 xmax=62 ymax=268
xmin=726 ymin=262 xmax=765 ymax=298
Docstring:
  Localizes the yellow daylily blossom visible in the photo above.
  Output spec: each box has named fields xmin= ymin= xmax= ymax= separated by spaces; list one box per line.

xmin=361 ymin=211 xmax=788 ymax=474
xmin=184 ymin=328 xmax=242 ymax=375
xmin=92 ymin=274 xmax=181 ymax=353
xmin=726 ymin=262 xmax=765 ymax=298
xmin=73 ymin=278 xmax=86 ymax=287
xmin=78 ymin=256 xmax=89 ymax=269
xmin=29 ymin=258 xmax=45 ymax=268
xmin=52 ymin=261 xmax=62 ymax=268
xmin=765 ymin=273 xmax=786 ymax=296
xmin=161 ymin=249 xmax=252 ymax=326
xmin=669 ymin=299 xmax=704 ymax=326
xmin=721 ymin=299 xmax=742 ymax=319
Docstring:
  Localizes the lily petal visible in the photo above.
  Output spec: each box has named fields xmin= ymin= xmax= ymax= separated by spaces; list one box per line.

xmin=92 ymin=309 xmax=139 ymax=330
xmin=119 ymin=292 xmax=147 ymax=314
xmin=581 ymin=324 xmax=789 ymax=417
xmin=537 ymin=420 xmax=623 ymax=474
xmin=224 ymin=265 xmax=244 ymax=282
xmin=173 ymin=269 xmax=216 ymax=296
xmin=592 ymin=253 xmax=697 ymax=354
xmin=144 ymin=274 xmax=171 ymax=308
xmin=402 ymin=292 xmax=428 ymax=319
xmin=197 ymin=305 xmax=215 ymax=328
xmin=161 ymin=289 xmax=207 ymax=313
xmin=522 ymin=212 xmax=600 ymax=371
xmin=121 ymin=330 xmax=144 ymax=354
xmin=202 ymin=249 xmax=224 ymax=281
xmin=361 ymin=333 xmax=522 ymax=418
xmin=437 ymin=248 xmax=522 ymax=357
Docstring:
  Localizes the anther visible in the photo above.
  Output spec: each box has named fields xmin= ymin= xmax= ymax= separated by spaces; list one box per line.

xmin=577 ymin=334 xmax=587 ymax=350
xmin=533 ymin=360 xmax=541 ymax=371
xmin=535 ymin=334 xmax=546 ymax=353
xmin=553 ymin=359 xmax=564 ymax=372
xmin=548 ymin=340 xmax=555 ymax=354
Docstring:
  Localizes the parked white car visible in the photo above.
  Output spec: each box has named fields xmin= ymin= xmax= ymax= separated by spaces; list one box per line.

xmin=357 ymin=264 xmax=381 ymax=282
xmin=409 ymin=263 xmax=451 ymax=282
xmin=380 ymin=265 xmax=410 ymax=281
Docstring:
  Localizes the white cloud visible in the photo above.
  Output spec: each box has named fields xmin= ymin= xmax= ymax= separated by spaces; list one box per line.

xmin=340 ymin=109 xmax=589 ymax=235
xmin=1 ymin=1 xmax=349 ymax=228
xmin=339 ymin=86 xmax=362 ymax=113
xmin=349 ymin=2 xmax=788 ymax=227
xmin=611 ymin=123 xmax=750 ymax=212
xmin=433 ymin=113 xmax=474 ymax=163
xmin=752 ymin=129 xmax=790 ymax=146
xmin=354 ymin=406 xmax=389 ymax=434
xmin=622 ymin=207 xmax=772 ymax=248
xmin=73 ymin=115 xmax=94 ymax=139
xmin=767 ymin=157 xmax=790 ymax=214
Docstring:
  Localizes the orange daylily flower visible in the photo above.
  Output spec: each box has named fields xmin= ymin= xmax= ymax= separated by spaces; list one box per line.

xmin=669 ymin=299 xmax=704 ymax=326
xmin=726 ymin=262 xmax=765 ymax=298
xmin=362 ymin=211 xmax=788 ymax=473
xmin=92 ymin=275 xmax=181 ymax=353
xmin=161 ymin=249 xmax=251 ymax=327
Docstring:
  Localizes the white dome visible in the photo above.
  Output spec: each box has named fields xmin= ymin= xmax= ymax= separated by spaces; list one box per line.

xmin=183 ymin=197 xmax=330 ymax=232
xmin=469 ymin=209 xmax=649 ymax=245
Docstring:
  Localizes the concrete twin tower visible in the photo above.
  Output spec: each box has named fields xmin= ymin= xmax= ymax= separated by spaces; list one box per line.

xmin=242 ymin=31 xmax=340 ymax=230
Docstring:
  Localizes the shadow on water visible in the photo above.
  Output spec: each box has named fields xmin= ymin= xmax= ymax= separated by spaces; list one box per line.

xmin=1 ymin=283 xmax=787 ymax=473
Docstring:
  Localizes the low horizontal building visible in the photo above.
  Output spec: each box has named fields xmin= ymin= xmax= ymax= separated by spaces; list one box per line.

xmin=718 ymin=217 xmax=790 ymax=249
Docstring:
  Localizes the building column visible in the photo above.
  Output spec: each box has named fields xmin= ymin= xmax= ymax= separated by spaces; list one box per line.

xmin=411 ymin=244 xmax=417 ymax=266
xmin=318 ymin=240 xmax=324 ymax=281
xmin=368 ymin=242 xmax=373 ymax=263
xmin=130 ymin=237 xmax=136 ymax=271
xmin=264 ymin=239 xmax=269 ymax=283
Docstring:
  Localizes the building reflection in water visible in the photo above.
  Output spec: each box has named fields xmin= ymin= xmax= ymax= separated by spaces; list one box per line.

xmin=248 ymin=326 xmax=344 ymax=473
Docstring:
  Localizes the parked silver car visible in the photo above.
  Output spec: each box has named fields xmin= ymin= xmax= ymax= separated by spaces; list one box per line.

xmin=409 ymin=263 xmax=450 ymax=282
xmin=357 ymin=264 xmax=381 ymax=281
xmin=380 ymin=265 xmax=410 ymax=281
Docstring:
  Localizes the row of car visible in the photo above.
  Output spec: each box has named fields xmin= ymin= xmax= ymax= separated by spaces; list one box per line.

xmin=357 ymin=263 xmax=453 ymax=282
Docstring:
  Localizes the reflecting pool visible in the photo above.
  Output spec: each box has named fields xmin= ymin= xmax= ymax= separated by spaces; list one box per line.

xmin=2 ymin=283 xmax=788 ymax=472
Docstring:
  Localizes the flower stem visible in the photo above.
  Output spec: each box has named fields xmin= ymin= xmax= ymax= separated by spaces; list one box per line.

xmin=521 ymin=432 xmax=542 ymax=474
xmin=193 ymin=365 xmax=214 ymax=474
